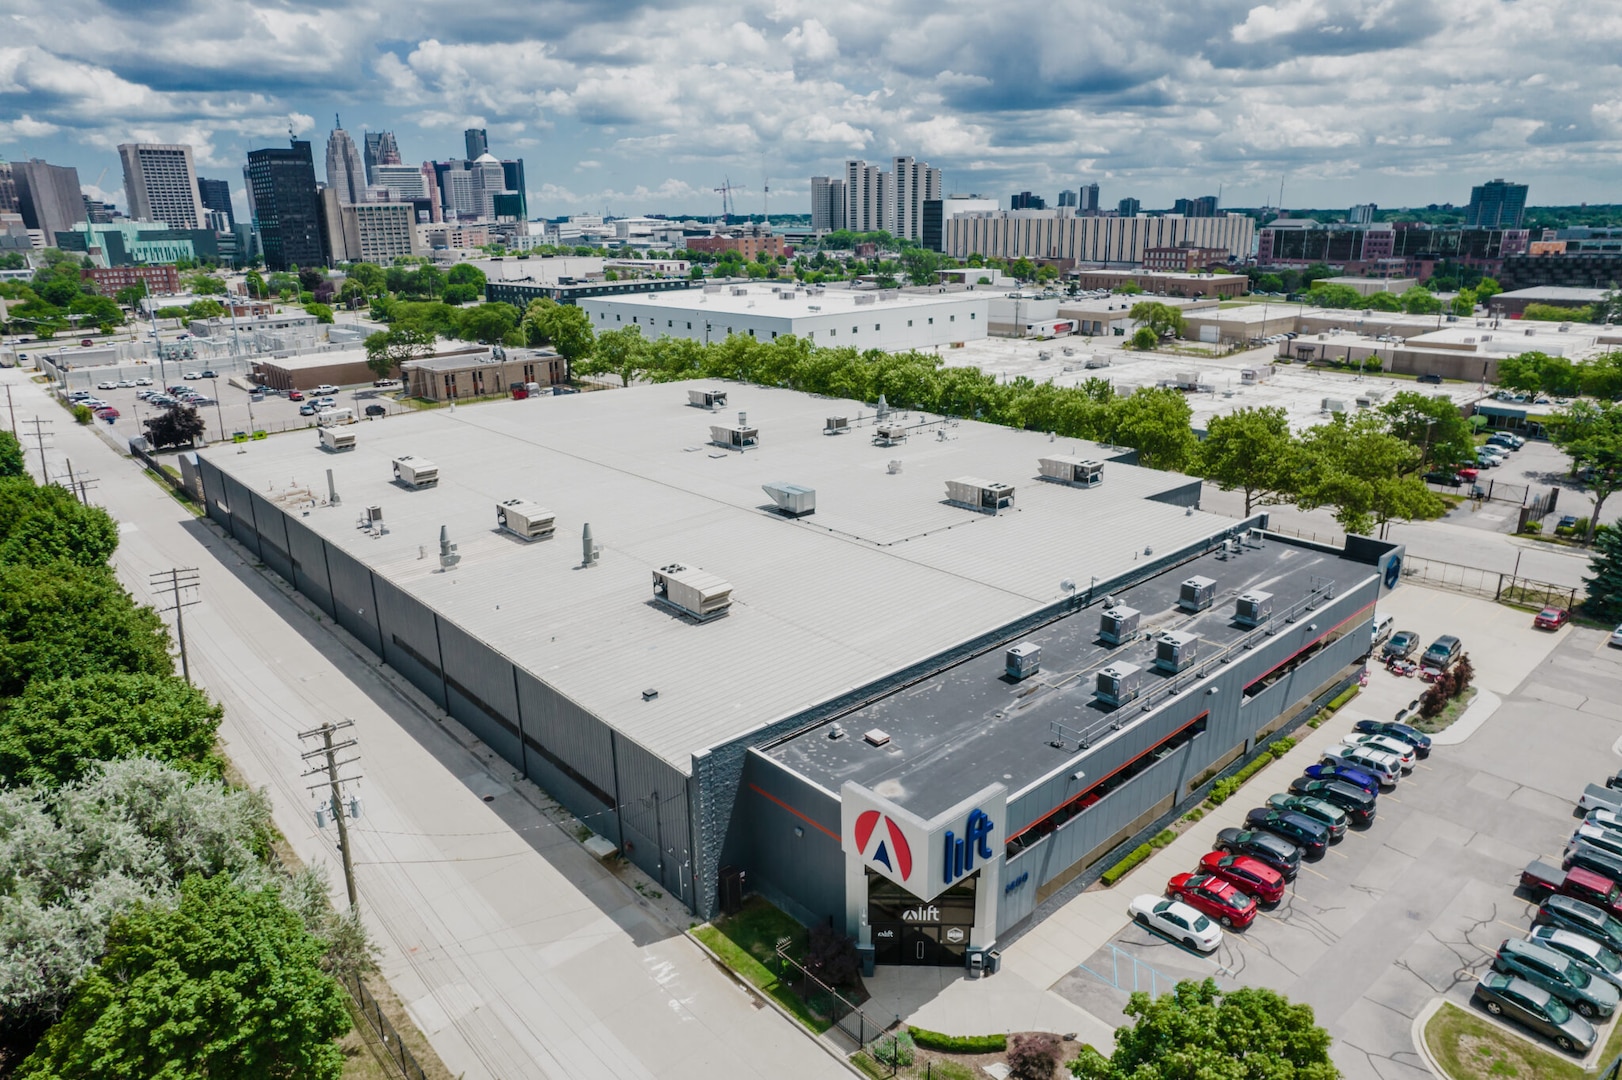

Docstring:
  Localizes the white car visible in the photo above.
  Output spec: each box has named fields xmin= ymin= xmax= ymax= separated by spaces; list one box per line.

xmin=313 ymin=396 xmax=337 ymax=408
xmin=97 ymin=380 xmax=117 ymax=390
xmin=1588 ymin=807 xmax=1622 ymax=833
xmin=183 ymin=371 xmax=202 ymax=380
xmin=1611 ymin=624 xmax=1622 ymax=648
xmin=1320 ymin=744 xmax=1401 ymax=786
xmin=1342 ymin=733 xmax=1417 ymax=771
xmin=1128 ymin=895 xmax=1224 ymax=953
xmin=134 ymin=377 xmax=153 ymax=386
xmin=116 ymin=379 xmax=135 ymax=388
xmin=312 ymin=384 xmax=339 ymax=395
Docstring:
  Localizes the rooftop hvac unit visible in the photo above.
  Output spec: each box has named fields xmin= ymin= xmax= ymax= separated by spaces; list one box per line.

xmin=652 ymin=563 xmax=733 ymax=621
xmin=710 ymin=423 xmax=759 ymax=451
xmin=1179 ymin=576 xmax=1216 ymax=612
xmin=1084 ymin=355 xmax=1111 ymax=368
xmin=1095 ymin=662 xmax=1142 ymax=707
xmin=873 ymin=423 xmax=908 ymax=446
xmin=824 ymin=415 xmax=850 ymax=435
xmin=1006 ymin=642 xmax=1041 ymax=681
xmin=762 ymin=481 xmax=816 ymax=517
xmin=946 ymin=477 xmax=1015 ymax=514
xmin=1155 ymin=631 xmax=1199 ymax=674
xmin=1240 ymin=367 xmax=1266 ymax=384
xmin=1234 ymin=591 xmax=1273 ymax=627
xmin=318 ymin=427 xmax=356 ymax=452
xmin=1099 ymin=605 xmax=1141 ymax=646
xmin=731 ymin=286 xmax=749 ymax=296
xmin=1321 ymin=398 xmax=1345 ymax=413
xmin=855 ymin=293 xmax=876 ymax=305
xmin=1038 ymin=455 xmax=1104 ymax=487
xmin=496 ymin=498 xmax=556 ymax=541
xmin=392 ymin=455 xmax=439 ymax=489
xmin=687 ymin=389 xmax=728 ymax=410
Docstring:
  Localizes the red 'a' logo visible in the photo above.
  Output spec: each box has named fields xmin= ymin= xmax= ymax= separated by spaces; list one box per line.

xmin=854 ymin=809 xmax=913 ymax=881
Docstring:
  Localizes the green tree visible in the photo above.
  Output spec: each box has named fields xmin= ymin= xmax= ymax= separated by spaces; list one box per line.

xmin=143 ymin=404 xmax=207 ymax=450
xmin=296 ymin=266 xmax=325 ymax=293
xmin=1580 ymin=352 xmax=1622 ymax=401
xmin=586 ymin=326 xmax=652 ymax=387
xmin=1475 ymin=277 xmax=1502 ymax=302
xmin=0 ymin=478 xmax=118 ymax=568
xmin=1130 ymin=326 xmax=1159 ymax=350
xmin=185 ymin=298 xmax=224 ymax=320
xmin=1069 ymin=978 xmax=1337 ymax=1080
xmin=0 ymin=431 xmax=24 ymax=478
xmin=0 ymin=562 xmax=172 ymax=695
xmin=446 ymin=262 xmax=487 ymax=290
xmin=183 ymin=271 xmax=227 ymax=295
xmin=113 ymin=284 xmax=144 ymax=310
xmin=442 ymin=283 xmax=481 ymax=305
xmin=1256 ymin=273 xmax=1284 ymax=293
xmin=1496 ymin=351 xmax=1549 ymax=394
xmin=0 ymin=672 xmax=223 ymax=788
xmin=1308 ymin=283 xmax=1363 ymax=309
xmin=243 ymin=269 xmax=267 ymax=299
xmin=1009 ymin=257 xmax=1037 ymax=282
xmin=1449 ymin=288 xmax=1476 ymax=317
xmin=32 ymin=264 xmax=83 ymax=308
xmin=528 ymin=302 xmax=593 ymax=368
xmin=363 ymin=325 xmax=434 ymax=380
xmin=457 ymin=302 xmax=518 ymax=344
xmin=1196 ymin=406 xmax=1302 ymax=516
xmin=18 ymin=875 xmax=350 ymax=1080
xmin=1107 ymin=387 xmax=1197 ymax=471
xmin=1585 ymin=526 xmax=1622 ymax=622
xmin=1378 ymin=390 xmax=1474 ymax=472
xmin=1549 ymin=400 xmax=1622 ymax=542
xmin=303 ymin=301 xmax=334 ymax=324
xmin=1296 ymin=412 xmax=1445 ymax=536
xmin=1362 ymin=290 xmax=1402 ymax=312
xmin=900 ymin=247 xmax=945 ymax=286
xmin=337 ymin=279 xmax=368 ymax=309
xmin=1400 ymin=286 xmax=1443 ymax=315
xmin=1128 ymin=301 xmax=1187 ymax=339
xmin=1114 ymin=281 xmax=1144 ymax=295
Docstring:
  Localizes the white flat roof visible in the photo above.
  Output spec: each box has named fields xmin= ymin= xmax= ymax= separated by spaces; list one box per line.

xmin=586 ymin=283 xmax=990 ymax=320
xmin=201 ymin=382 xmax=1231 ymax=774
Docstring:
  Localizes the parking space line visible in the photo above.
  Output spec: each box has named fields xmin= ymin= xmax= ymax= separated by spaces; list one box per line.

xmin=1382 ymin=795 xmax=1402 ymax=804
xmin=1327 ymin=848 xmax=1349 ymax=859
xmin=1497 ymin=919 xmax=1527 ymax=934
xmin=1300 ymin=865 xmax=1332 ymax=881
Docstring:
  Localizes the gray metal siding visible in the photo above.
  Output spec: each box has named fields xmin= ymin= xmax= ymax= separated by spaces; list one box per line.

xmin=740 ymin=753 xmax=844 ymax=929
xmin=249 ymin=492 xmax=293 ymax=582
xmin=198 ymin=459 xmax=229 ymax=525
xmin=437 ymin=619 xmax=521 ymax=763
xmin=325 ymin=545 xmax=380 ymax=653
xmin=613 ymin=734 xmax=696 ymax=904
xmin=221 ymin=474 xmax=261 ymax=554
xmin=284 ymin=517 xmax=335 ymax=618
xmin=372 ymin=576 xmax=447 ymax=708
xmin=514 ymin=670 xmax=617 ymax=805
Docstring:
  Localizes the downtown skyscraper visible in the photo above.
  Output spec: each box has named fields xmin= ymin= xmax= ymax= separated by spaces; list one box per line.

xmin=325 ymin=118 xmax=366 ymax=205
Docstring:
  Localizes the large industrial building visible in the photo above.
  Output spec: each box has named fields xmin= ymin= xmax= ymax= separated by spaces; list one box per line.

xmin=942 ymin=212 xmax=1255 ymax=266
xmin=195 ymin=382 xmax=1398 ymax=967
xmin=579 ymin=283 xmax=990 ymax=349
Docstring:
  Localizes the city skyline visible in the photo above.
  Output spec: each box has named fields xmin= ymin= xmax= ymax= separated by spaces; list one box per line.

xmin=0 ymin=1 xmax=1617 ymax=220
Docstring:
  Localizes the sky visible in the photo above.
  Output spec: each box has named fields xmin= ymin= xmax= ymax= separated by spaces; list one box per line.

xmin=2 ymin=0 xmax=1620 ymax=222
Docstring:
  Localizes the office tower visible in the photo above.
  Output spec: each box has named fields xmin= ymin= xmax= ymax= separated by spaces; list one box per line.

xmin=810 ymin=176 xmax=846 ymax=232
xmin=1193 ymin=194 xmax=1218 ymax=217
xmin=242 ymin=164 xmax=257 ymax=220
xmin=0 ymin=161 xmax=17 ymax=214
xmin=1010 ymin=191 xmax=1045 ymax=210
xmin=465 ymin=128 xmax=489 ymax=160
xmin=891 ymin=156 xmax=942 ymax=242
xmin=1466 ymin=179 xmax=1528 ymax=228
xmin=501 ymin=159 xmax=527 ymax=218
xmin=1348 ymin=203 xmax=1377 ymax=225
xmin=246 ymin=139 xmax=327 ymax=271
xmin=12 ymin=158 xmax=86 ymax=236
xmin=844 ymin=159 xmax=890 ymax=233
xmin=1118 ymin=197 xmax=1141 ymax=217
xmin=373 ymin=164 xmax=428 ymax=199
xmin=83 ymin=196 xmax=120 ymax=224
xmin=118 ymin=143 xmax=204 ymax=227
xmin=197 ymin=177 xmax=235 ymax=229
xmin=1080 ymin=182 xmax=1100 ymax=215
xmin=420 ymin=163 xmax=442 ymax=222
xmin=1057 ymin=189 xmax=1078 ymax=208
xmin=325 ymin=119 xmax=367 ymax=205
xmin=363 ymin=130 xmax=401 ymax=185
xmin=923 ymin=194 xmax=999 ymax=253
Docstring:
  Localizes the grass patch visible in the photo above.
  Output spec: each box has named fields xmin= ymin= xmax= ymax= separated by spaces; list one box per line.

xmin=690 ymin=896 xmax=832 ymax=1034
xmin=1423 ymin=1002 xmax=1586 ymax=1080
xmin=141 ymin=467 xmax=205 ymax=516
xmin=851 ymin=1050 xmax=888 ymax=1079
xmin=1409 ymin=687 xmax=1479 ymax=735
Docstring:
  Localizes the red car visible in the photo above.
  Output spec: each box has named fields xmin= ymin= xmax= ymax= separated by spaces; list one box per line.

xmin=288 ymin=390 xmax=304 ymax=401
xmin=1198 ymin=851 xmax=1286 ymax=905
xmin=1455 ymin=466 xmax=1480 ymax=481
xmin=1167 ymin=871 xmax=1258 ymax=928
xmin=1535 ymin=608 xmax=1570 ymax=630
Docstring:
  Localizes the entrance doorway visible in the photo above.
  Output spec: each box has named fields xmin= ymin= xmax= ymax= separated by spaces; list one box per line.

xmin=867 ymin=872 xmax=975 ymax=967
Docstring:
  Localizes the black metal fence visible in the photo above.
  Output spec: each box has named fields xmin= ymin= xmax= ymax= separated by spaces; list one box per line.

xmin=1400 ymin=554 xmax=1578 ymax=610
xmin=337 ymin=970 xmax=430 ymax=1080
xmin=772 ymin=939 xmax=894 ymax=1053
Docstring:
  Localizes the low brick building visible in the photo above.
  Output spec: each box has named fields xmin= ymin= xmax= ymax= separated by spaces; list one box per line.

xmin=403 ymin=348 xmax=567 ymax=401
xmin=82 ymin=264 xmax=179 ymax=296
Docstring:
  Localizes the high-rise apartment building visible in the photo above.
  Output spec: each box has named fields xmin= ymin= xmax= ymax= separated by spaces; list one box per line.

xmin=843 ymin=160 xmax=891 ymax=234
xmin=1173 ymin=195 xmax=1219 ymax=218
xmin=197 ymin=177 xmax=235 ymax=229
xmin=1466 ymin=179 xmax=1528 ymax=229
xmin=1079 ymin=183 xmax=1100 ymax=215
xmin=465 ymin=128 xmax=489 ymax=160
xmin=810 ymin=176 xmax=846 ymax=232
xmin=118 ymin=143 xmax=204 ymax=228
xmin=12 ymin=158 xmax=86 ymax=237
xmin=1057 ymin=190 xmax=1078 ymax=208
xmin=1118 ymin=197 xmax=1141 ymax=217
xmin=1010 ymin=191 xmax=1045 ymax=210
xmin=246 ymin=139 xmax=327 ymax=271
xmin=891 ymin=156 xmax=942 ymax=242
xmin=363 ymin=130 xmax=401 ymax=185
xmin=0 ymin=161 xmax=17 ymax=215
xmin=1347 ymin=203 xmax=1377 ymax=225
xmin=325 ymin=120 xmax=367 ymax=205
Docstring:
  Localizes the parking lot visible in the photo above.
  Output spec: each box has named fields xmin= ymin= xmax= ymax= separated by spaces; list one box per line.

xmin=64 ymin=372 xmax=405 ymax=442
xmin=1050 ymin=596 xmax=1622 ymax=1080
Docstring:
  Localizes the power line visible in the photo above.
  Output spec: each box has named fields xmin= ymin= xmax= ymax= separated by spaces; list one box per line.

xmin=19 ymin=416 xmax=50 ymax=482
xmin=149 ymin=567 xmax=200 ymax=683
xmin=300 ymin=719 xmax=363 ymax=910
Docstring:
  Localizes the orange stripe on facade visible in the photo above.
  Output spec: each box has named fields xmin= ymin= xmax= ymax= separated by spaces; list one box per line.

xmin=750 ymin=783 xmax=841 ymax=841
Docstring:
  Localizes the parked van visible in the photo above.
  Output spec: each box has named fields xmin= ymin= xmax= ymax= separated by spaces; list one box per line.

xmin=1370 ymin=613 xmax=1395 ymax=651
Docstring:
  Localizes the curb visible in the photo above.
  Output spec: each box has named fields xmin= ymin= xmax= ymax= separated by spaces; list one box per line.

xmin=683 ymin=929 xmax=869 ymax=1078
xmin=1410 ymin=997 xmax=1447 ymax=1080
xmin=1430 ymin=690 xmax=1500 ymax=746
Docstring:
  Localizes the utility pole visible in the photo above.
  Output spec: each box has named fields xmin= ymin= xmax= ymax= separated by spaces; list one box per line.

xmin=4 ymin=385 xmax=15 ymax=435
xmin=300 ymin=720 xmax=362 ymax=910
xmin=20 ymin=416 xmax=50 ymax=482
xmin=149 ymin=567 xmax=200 ymax=683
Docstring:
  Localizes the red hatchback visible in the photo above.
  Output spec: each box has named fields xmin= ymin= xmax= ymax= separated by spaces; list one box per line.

xmin=1167 ymin=871 xmax=1258 ymax=928
xmin=1535 ymin=607 xmax=1570 ymax=630
xmin=1197 ymin=851 xmax=1286 ymax=905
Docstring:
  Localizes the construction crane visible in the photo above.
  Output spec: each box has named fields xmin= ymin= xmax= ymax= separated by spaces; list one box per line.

xmin=714 ymin=178 xmax=746 ymax=225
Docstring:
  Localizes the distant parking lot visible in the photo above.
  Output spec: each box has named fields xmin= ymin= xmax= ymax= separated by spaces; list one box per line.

xmin=68 ymin=373 xmax=405 ymax=441
xmin=1054 ymin=625 xmax=1622 ymax=1080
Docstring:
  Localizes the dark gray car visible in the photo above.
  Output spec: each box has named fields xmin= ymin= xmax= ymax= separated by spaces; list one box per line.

xmin=1494 ymin=938 xmax=1619 ymax=1018
xmin=1473 ymin=971 xmax=1596 ymax=1053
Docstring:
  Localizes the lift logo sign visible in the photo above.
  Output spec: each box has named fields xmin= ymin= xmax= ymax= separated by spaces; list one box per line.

xmin=942 ymin=808 xmax=996 ymax=887
xmin=853 ymin=809 xmax=914 ymax=882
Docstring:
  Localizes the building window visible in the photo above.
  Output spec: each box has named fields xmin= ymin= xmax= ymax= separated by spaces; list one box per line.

xmin=829 ymin=329 xmax=836 ymax=337
xmin=874 ymin=324 xmax=880 ymax=331
xmin=928 ymin=317 xmax=934 ymax=325
xmin=686 ymin=322 xmax=692 ymax=329
xmin=908 ymin=319 xmax=913 ymax=327
xmin=950 ymin=315 xmax=956 ymax=322
xmin=616 ymin=314 xmax=621 ymax=321
xmin=667 ymin=320 xmax=673 ymax=328
xmin=771 ymin=331 xmax=778 ymax=339
xmin=970 ymin=312 xmax=976 ymax=320
xmin=852 ymin=326 xmax=858 ymax=334
xmin=748 ymin=328 xmax=754 ymax=337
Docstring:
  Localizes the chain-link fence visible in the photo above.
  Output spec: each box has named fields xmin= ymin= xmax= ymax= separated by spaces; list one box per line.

xmin=1400 ymin=554 xmax=1577 ymax=610
xmin=337 ymin=970 xmax=430 ymax=1080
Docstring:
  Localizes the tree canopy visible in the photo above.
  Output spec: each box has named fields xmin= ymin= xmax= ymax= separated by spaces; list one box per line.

xmin=1550 ymin=399 xmax=1622 ymax=542
xmin=0 ymin=478 xmax=117 ymax=568
xmin=1586 ymin=526 xmax=1622 ymax=622
xmin=1129 ymin=301 xmax=1187 ymax=339
xmin=1296 ymin=412 xmax=1444 ymax=536
xmin=0 ymin=562 xmax=173 ymax=695
xmin=0 ymin=432 xmax=23 ymax=479
xmin=363 ymin=325 xmax=435 ymax=379
xmin=1069 ymin=978 xmax=1338 ymax=1080
xmin=143 ymin=404 xmax=207 ymax=450
xmin=1377 ymin=390 xmax=1474 ymax=472
xmin=1196 ymin=407 xmax=1301 ymax=516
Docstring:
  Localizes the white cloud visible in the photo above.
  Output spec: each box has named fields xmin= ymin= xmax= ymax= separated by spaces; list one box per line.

xmin=783 ymin=19 xmax=838 ymax=62
xmin=1232 ymin=0 xmax=1328 ymax=43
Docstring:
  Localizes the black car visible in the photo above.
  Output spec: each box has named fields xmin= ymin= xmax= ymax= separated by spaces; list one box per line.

xmin=1287 ymin=778 xmax=1377 ymax=826
xmin=1213 ymin=828 xmax=1301 ymax=880
xmin=1473 ymin=972 xmax=1596 ymax=1054
xmin=1422 ymin=471 xmax=1463 ymax=488
xmin=1244 ymin=808 xmax=1329 ymax=858
xmin=1565 ymin=841 xmax=1622 ymax=882
xmin=365 ymin=404 xmax=387 ymax=417
xmin=1352 ymin=719 xmax=1431 ymax=757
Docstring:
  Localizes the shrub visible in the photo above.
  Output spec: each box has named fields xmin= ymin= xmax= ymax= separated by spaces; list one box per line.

xmin=908 ymin=1028 xmax=1006 ymax=1054
xmin=1149 ymin=828 xmax=1176 ymax=849
xmin=1452 ymin=653 xmax=1474 ymax=698
xmin=1101 ymin=843 xmax=1154 ymax=885
xmin=1522 ymin=520 xmax=1543 ymax=535
xmin=1183 ymin=808 xmax=1203 ymax=824
xmin=71 ymin=404 xmax=92 ymax=425
xmin=872 ymin=1031 xmax=915 ymax=1068
xmin=1268 ymin=736 xmax=1296 ymax=759
xmin=1007 ymin=1031 xmax=1062 ymax=1080
xmin=805 ymin=923 xmax=861 ymax=989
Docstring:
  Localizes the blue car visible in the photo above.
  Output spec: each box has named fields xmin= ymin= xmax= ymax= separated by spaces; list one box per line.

xmin=1352 ymin=720 xmax=1432 ymax=758
xmin=1302 ymin=762 xmax=1380 ymax=797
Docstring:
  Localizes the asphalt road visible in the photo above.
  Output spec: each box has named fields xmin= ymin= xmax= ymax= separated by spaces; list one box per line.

xmin=1052 ymin=623 xmax=1622 ymax=1080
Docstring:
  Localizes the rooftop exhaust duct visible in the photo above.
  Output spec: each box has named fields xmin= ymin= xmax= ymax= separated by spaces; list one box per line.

xmin=582 ymin=523 xmax=601 ymax=567
xmin=762 ymin=482 xmax=816 ymax=517
xmin=438 ymin=525 xmax=460 ymax=571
